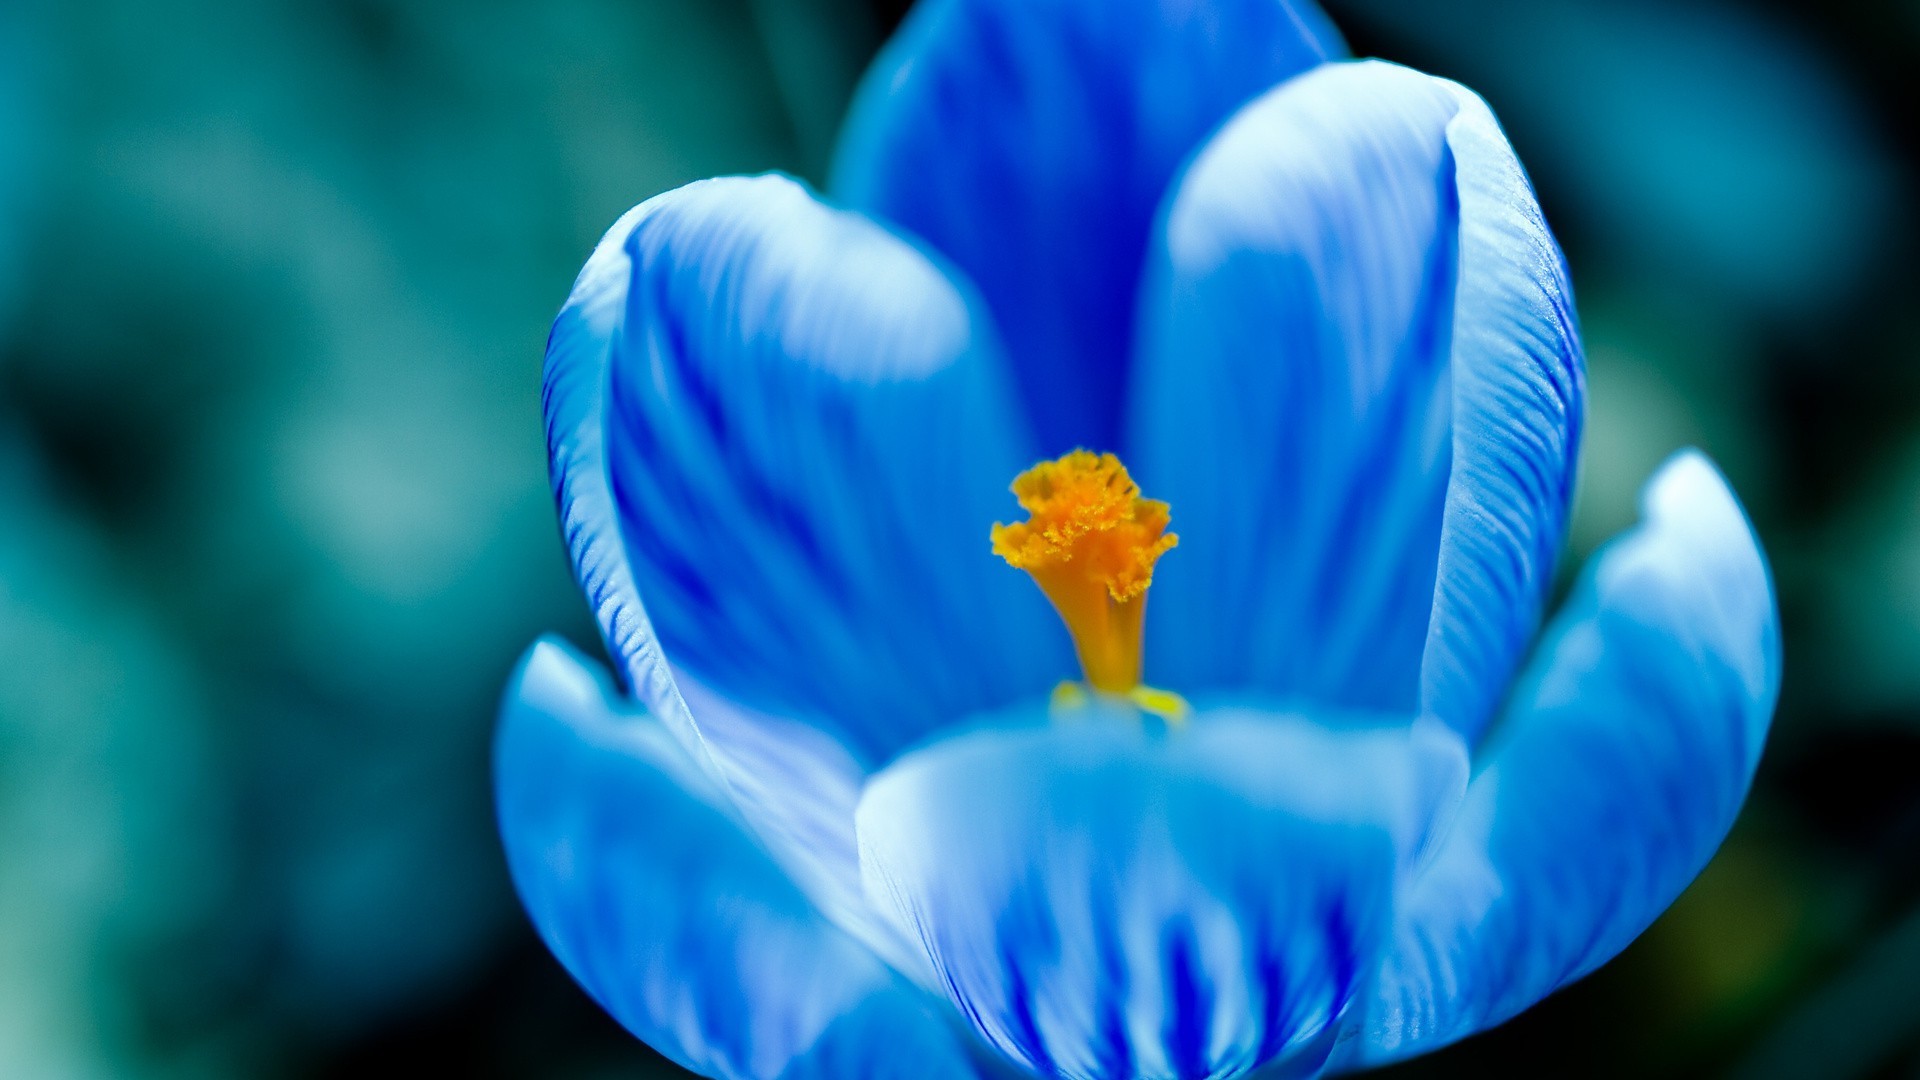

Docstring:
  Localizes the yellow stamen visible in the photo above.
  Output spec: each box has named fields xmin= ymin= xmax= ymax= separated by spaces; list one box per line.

xmin=1050 ymin=681 xmax=1089 ymax=714
xmin=1128 ymin=686 xmax=1191 ymax=725
xmin=991 ymin=451 xmax=1182 ymax=703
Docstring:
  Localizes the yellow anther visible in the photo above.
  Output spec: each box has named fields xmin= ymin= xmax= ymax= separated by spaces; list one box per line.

xmin=1050 ymin=681 xmax=1089 ymax=714
xmin=991 ymin=450 xmax=1179 ymax=697
xmin=1128 ymin=686 xmax=1191 ymax=726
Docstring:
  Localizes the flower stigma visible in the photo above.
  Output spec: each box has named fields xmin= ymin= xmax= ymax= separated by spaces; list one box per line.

xmin=991 ymin=450 xmax=1188 ymax=723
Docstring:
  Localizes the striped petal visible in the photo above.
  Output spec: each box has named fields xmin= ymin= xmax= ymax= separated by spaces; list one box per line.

xmin=1130 ymin=60 xmax=1461 ymax=713
xmin=543 ymin=192 xmax=875 ymax=938
xmin=1348 ymin=452 xmax=1779 ymax=1065
xmin=597 ymin=174 xmax=1069 ymax=763
xmin=1130 ymin=61 xmax=1582 ymax=740
xmin=496 ymin=637 xmax=987 ymax=1080
xmin=835 ymin=0 xmax=1343 ymax=451
xmin=858 ymin=702 xmax=1466 ymax=1079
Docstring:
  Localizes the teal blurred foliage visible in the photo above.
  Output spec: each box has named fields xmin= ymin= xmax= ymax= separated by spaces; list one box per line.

xmin=0 ymin=0 xmax=1916 ymax=1076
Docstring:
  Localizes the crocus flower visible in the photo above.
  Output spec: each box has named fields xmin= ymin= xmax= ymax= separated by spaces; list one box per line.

xmin=496 ymin=1 xmax=1780 ymax=1077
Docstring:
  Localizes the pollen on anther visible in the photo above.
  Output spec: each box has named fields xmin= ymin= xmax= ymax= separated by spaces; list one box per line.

xmin=989 ymin=450 xmax=1178 ymax=603
xmin=990 ymin=451 xmax=1178 ymax=695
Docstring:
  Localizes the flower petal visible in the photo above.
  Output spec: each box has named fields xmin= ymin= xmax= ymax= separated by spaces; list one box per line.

xmin=1348 ymin=452 xmax=1779 ymax=1065
xmin=1130 ymin=60 xmax=1457 ymax=712
xmin=554 ymin=172 xmax=1076 ymax=765
xmin=857 ymin=703 xmax=1467 ymax=1078
xmin=834 ymin=0 xmax=1343 ymax=451
xmin=600 ymin=174 xmax=1074 ymax=764
xmin=1131 ymin=61 xmax=1582 ymax=739
xmin=545 ymin=200 xmax=700 ymax=742
xmin=1418 ymin=75 xmax=1585 ymax=745
xmin=496 ymin=637 xmax=987 ymax=1080
xmin=545 ymin=195 xmax=874 ymax=944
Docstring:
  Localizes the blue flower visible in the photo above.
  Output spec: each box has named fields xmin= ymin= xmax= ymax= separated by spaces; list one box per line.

xmin=496 ymin=1 xmax=1781 ymax=1077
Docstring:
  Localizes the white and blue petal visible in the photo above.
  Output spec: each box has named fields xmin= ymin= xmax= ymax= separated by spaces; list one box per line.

xmin=598 ymin=174 xmax=1070 ymax=764
xmin=1131 ymin=60 xmax=1457 ymax=712
xmin=857 ymin=703 xmax=1467 ymax=1078
xmin=496 ymin=637 xmax=987 ymax=1080
xmin=1347 ymin=452 xmax=1779 ymax=1066
xmin=545 ymin=200 xmax=700 ymax=746
xmin=1129 ymin=61 xmax=1582 ymax=741
xmin=1418 ymin=76 xmax=1586 ymax=745
xmin=834 ymin=0 xmax=1343 ymax=451
xmin=548 ymin=171 xmax=1085 ymax=955
xmin=545 ymin=187 xmax=889 ymax=941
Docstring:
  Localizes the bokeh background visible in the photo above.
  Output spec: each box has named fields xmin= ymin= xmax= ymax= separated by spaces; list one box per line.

xmin=1 ymin=0 xmax=1916 ymax=1076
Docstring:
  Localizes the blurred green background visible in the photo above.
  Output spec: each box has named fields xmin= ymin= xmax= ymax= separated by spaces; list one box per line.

xmin=0 ymin=0 xmax=1915 ymax=1076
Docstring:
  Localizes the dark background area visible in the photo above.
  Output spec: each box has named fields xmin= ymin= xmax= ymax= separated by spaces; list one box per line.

xmin=0 ymin=0 xmax=1916 ymax=1076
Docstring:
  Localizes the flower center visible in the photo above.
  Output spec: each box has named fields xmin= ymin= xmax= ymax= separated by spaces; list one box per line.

xmin=991 ymin=450 xmax=1187 ymax=721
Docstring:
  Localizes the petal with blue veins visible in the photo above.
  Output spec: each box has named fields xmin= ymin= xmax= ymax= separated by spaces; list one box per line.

xmin=1419 ymin=76 xmax=1585 ymax=746
xmin=857 ymin=704 xmax=1467 ymax=1078
xmin=1130 ymin=61 xmax=1582 ymax=741
xmin=835 ymin=0 xmax=1344 ymax=451
xmin=544 ymin=192 xmax=877 ymax=941
xmin=1131 ymin=60 xmax=1459 ymax=713
xmin=1347 ymin=452 xmax=1779 ymax=1066
xmin=496 ymin=637 xmax=989 ymax=1080
xmin=564 ymin=173 xmax=1075 ymax=765
xmin=544 ymin=200 xmax=698 ymax=745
